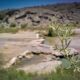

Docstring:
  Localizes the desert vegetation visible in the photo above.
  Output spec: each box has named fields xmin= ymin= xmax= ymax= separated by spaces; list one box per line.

xmin=0 ymin=3 xmax=80 ymax=29
xmin=0 ymin=68 xmax=80 ymax=80
xmin=47 ymin=22 xmax=80 ymax=72
xmin=0 ymin=22 xmax=80 ymax=80
xmin=0 ymin=2 xmax=80 ymax=80
xmin=0 ymin=54 xmax=80 ymax=80
xmin=21 ymin=23 xmax=28 ymax=30
xmin=0 ymin=27 xmax=19 ymax=33
xmin=47 ymin=22 xmax=74 ymax=37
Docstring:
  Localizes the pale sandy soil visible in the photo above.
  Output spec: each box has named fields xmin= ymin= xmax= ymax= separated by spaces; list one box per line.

xmin=0 ymin=31 xmax=39 ymax=62
xmin=0 ymin=29 xmax=80 ymax=73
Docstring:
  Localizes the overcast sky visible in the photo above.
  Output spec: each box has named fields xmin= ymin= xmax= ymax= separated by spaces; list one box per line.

xmin=0 ymin=0 xmax=80 ymax=10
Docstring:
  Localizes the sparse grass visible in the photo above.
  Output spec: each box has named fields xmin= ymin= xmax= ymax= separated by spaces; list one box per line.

xmin=0 ymin=22 xmax=80 ymax=80
xmin=0 ymin=24 xmax=49 ymax=33
xmin=0 ymin=67 xmax=80 ymax=80
xmin=0 ymin=27 xmax=19 ymax=33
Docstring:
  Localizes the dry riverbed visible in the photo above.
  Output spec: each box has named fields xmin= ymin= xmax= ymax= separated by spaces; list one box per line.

xmin=0 ymin=29 xmax=80 ymax=73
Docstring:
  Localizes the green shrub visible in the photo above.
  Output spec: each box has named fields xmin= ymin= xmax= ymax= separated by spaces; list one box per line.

xmin=47 ymin=27 xmax=52 ymax=37
xmin=21 ymin=24 xmax=28 ymax=30
xmin=48 ymin=68 xmax=80 ymax=80
xmin=0 ymin=12 xmax=6 ymax=20
xmin=49 ymin=22 xmax=80 ymax=72
xmin=47 ymin=23 xmax=74 ymax=37
xmin=10 ymin=23 xmax=16 ymax=28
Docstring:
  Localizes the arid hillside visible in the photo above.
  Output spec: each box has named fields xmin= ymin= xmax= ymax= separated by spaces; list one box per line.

xmin=0 ymin=2 xmax=80 ymax=28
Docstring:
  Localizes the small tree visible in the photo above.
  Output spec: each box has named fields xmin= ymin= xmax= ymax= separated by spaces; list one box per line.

xmin=49 ymin=22 xmax=80 ymax=72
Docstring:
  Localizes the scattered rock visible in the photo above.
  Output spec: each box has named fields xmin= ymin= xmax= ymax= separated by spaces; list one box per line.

xmin=4 ymin=38 xmax=79 ymax=71
xmin=2 ymin=31 xmax=80 ymax=73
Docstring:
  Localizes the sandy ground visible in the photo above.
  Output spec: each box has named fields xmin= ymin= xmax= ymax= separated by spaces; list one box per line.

xmin=0 ymin=31 xmax=39 ymax=62
xmin=45 ymin=28 xmax=80 ymax=52
xmin=0 ymin=29 xmax=80 ymax=73
xmin=0 ymin=29 xmax=80 ymax=62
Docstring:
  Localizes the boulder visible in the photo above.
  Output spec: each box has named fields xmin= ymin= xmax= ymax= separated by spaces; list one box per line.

xmin=27 ymin=44 xmax=53 ymax=54
xmin=18 ymin=60 xmax=62 ymax=74
xmin=66 ymin=48 xmax=79 ymax=55
xmin=52 ymin=48 xmax=79 ymax=58
xmin=3 ymin=37 xmax=79 ymax=73
xmin=3 ymin=57 xmax=17 ymax=68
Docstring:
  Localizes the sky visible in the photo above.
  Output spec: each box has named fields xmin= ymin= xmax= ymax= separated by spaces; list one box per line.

xmin=0 ymin=0 xmax=80 ymax=10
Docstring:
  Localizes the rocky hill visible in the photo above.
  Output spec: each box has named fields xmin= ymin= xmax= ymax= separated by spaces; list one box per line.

xmin=0 ymin=2 xmax=80 ymax=28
